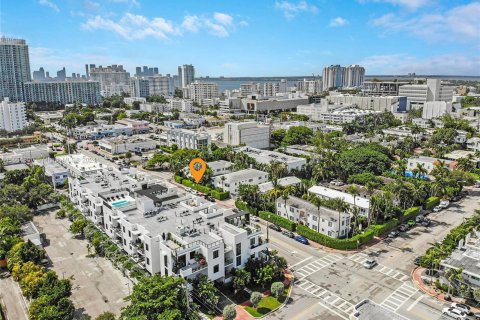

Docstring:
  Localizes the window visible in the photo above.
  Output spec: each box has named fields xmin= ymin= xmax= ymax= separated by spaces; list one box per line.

xmin=250 ymin=238 xmax=255 ymax=246
xmin=213 ymin=264 xmax=219 ymax=273
xmin=313 ymin=216 xmax=317 ymax=221
xmin=146 ymin=258 xmax=150 ymax=265
xmin=164 ymin=255 xmax=168 ymax=267
xmin=236 ymin=256 xmax=242 ymax=266
xmin=128 ymin=231 xmax=131 ymax=237
xmin=236 ymin=243 xmax=241 ymax=255
xmin=109 ymin=216 xmax=111 ymax=222
xmin=123 ymin=239 xmax=126 ymax=245
xmin=328 ymin=222 xmax=332 ymax=227
xmin=289 ymin=207 xmax=294 ymax=213
xmin=123 ymin=226 xmax=125 ymax=232
xmin=145 ymin=244 xmax=149 ymax=251
xmin=213 ymin=250 xmax=219 ymax=259
xmin=190 ymin=251 xmax=195 ymax=260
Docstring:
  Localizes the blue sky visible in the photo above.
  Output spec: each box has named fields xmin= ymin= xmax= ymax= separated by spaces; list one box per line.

xmin=1 ymin=0 xmax=479 ymax=76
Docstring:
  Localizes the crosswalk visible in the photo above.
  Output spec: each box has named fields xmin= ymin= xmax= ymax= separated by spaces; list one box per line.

xmin=296 ymin=278 xmax=354 ymax=319
xmin=294 ymin=254 xmax=343 ymax=279
xmin=348 ymin=253 xmax=410 ymax=282
xmin=381 ymin=282 xmax=418 ymax=312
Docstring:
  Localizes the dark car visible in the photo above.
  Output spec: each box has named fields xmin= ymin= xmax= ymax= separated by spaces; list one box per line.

xmin=282 ymin=230 xmax=295 ymax=238
xmin=295 ymin=235 xmax=309 ymax=245
xmin=388 ymin=230 xmax=399 ymax=238
xmin=398 ymin=224 xmax=409 ymax=232
xmin=414 ymin=257 xmax=421 ymax=266
xmin=204 ymin=195 xmax=216 ymax=202
xmin=268 ymin=224 xmax=281 ymax=232
xmin=421 ymin=219 xmax=431 ymax=227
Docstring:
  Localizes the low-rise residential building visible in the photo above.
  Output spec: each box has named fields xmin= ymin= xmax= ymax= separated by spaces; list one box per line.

xmin=326 ymin=95 xmax=407 ymax=112
xmin=164 ymin=120 xmax=185 ymax=129
xmin=168 ymin=98 xmax=193 ymax=112
xmin=236 ymin=146 xmax=307 ymax=172
xmin=35 ymin=111 xmax=64 ymax=125
xmin=224 ymin=122 xmax=271 ymax=149
xmin=212 ymin=169 xmax=269 ymax=195
xmin=276 ymin=196 xmax=350 ymax=238
xmin=116 ymin=119 xmax=150 ymax=134
xmin=140 ymin=102 xmax=170 ymax=113
xmin=308 ymin=185 xmax=370 ymax=217
xmin=71 ymin=123 xmax=133 ymax=140
xmin=124 ymin=97 xmax=147 ymax=105
xmin=441 ymin=235 xmax=480 ymax=288
xmin=274 ymin=121 xmax=343 ymax=133
xmin=98 ymin=136 xmax=157 ymax=154
xmin=208 ymin=160 xmax=233 ymax=177
xmin=443 ymin=150 xmax=480 ymax=168
xmin=382 ymin=126 xmax=426 ymax=140
xmin=406 ymin=156 xmax=457 ymax=175
xmin=56 ymin=153 xmax=104 ymax=178
xmin=34 ymin=158 xmax=69 ymax=187
xmin=67 ymin=157 xmax=268 ymax=280
xmin=258 ymin=176 xmax=301 ymax=193
xmin=166 ymin=129 xmax=211 ymax=149
xmin=467 ymin=137 xmax=480 ymax=152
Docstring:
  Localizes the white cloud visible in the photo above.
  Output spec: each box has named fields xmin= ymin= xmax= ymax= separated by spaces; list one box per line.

xmin=214 ymin=12 xmax=233 ymax=26
xmin=275 ymin=1 xmax=318 ymax=20
xmin=371 ymin=2 xmax=480 ymax=42
xmin=181 ymin=15 xmax=202 ymax=32
xmin=108 ymin=0 xmax=140 ymax=6
xmin=81 ymin=13 xmax=178 ymax=40
xmin=358 ymin=0 xmax=431 ymax=10
xmin=239 ymin=20 xmax=249 ymax=27
xmin=329 ymin=17 xmax=348 ymax=27
xmin=360 ymin=53 xmax=480 ymax=75
xmin=38 ymin=0 xmax=59 ymax=12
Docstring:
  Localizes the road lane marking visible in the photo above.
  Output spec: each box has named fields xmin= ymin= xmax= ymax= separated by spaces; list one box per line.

xmin=407 ymin=295 xmax=423 ymax=311
xmin=289 ymin=256 xmax=313 ymax=268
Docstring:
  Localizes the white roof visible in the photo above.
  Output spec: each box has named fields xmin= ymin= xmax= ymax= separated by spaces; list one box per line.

xmin=308 ymin=185 xmax=370 ymax=209
xmin=258 ymin=176 xmax=301 ymax=193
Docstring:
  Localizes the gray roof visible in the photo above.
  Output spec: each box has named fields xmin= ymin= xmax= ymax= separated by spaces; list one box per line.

xmin=441 ymin=239 xmax=480 ymax=279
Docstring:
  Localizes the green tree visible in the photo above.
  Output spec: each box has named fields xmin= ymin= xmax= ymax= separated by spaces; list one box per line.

xmin=120 ymin=275 xmax=197 ymax=320
xmin=69 ymin=218 xmax=89 ymax=237
xmin=232 ymin=268 xmax=251 ymax=293
xmin=270 ymin=129 xmax=286 ymax=147
xmin=473 ymin=288 xmax=480 ymax=304
xmin=270 ymin=282 xmax=284 ymax=299
xmin=250 ymin=291 xmax=262 ymax=308
xmin=193 ymin=275 xmax=219 ymax=308
xmin=7 ymin=240 xmax=45 ymax=269
xmin=223 ymin=304 xmax=236 ymax=320
xmin=338 ymin=146 xmax=392 ymax=180
xmin=0 ymin=158 xmax=4 ymax=172
xmin=96 ymin=312 xmax=116 ymax=320
xmin=255 ymin=264 xmax=276 ymax=289
xmin=29 ymin=295 xmax=75 ymax=320
xmin=283 ymin=126 xmax=314 ymax=146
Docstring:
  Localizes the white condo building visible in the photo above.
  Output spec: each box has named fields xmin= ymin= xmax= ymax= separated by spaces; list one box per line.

xmin=0 ymin=97 xmax=27 ymax=132
xmin=23 ymin=80 xmax=101 ymax=105
xmin=166 ymin=129 xmax=211 ymax=149
xmin=212 ymin=169 xmax=269 ymax=195
xmin=224 ymin=122 xmax=271 ymax=149
xmin=0 ymin=37 xmax=31 ymax=102
xmin=88 ymin=64 xmax=130 ymax=97
xmin=309 ymin=185 xmax=370 ymax=217
xmin=178 ymin=64 xmax=195 ymax=89
xmin=296 ymin=79 xmax=323 ymax=94
xmin=344 ymin=65 xmax=365 ymax=88
xmin=65 ymin=155 xmax=269 ymax=281
xmin=236 ymin=146 xmax=307 ymax=172
xmin=130 ymin=75 xmax=174 ymax=98
xmin=276 ymin=196 xmax=350 ymax=238
xmin=184 ymin=81 xmax=219 ymax=104
xmin=322 ymin=64 xmax=365 ymax=90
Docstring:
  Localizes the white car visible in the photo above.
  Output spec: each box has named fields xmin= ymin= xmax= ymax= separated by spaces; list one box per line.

xmin=439 ymin=200 xmax=450 ymax=208
xmin=250 ymin=216 xmax=259 ymax=222
xmin=433 ymin=206 xmax=442 ymax=212
xmin=442 ymin=307 xmax=467 ymax=319
xmin=451 ymin=303 xmax=471 ymax=315
xmin=363 ymin=259 xmax=377 ymax=269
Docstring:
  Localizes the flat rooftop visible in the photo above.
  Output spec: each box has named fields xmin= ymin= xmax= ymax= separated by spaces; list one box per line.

xmin=309 ymin=185 xmax=370 ymax=209
xmin=237 ymin=146 xmax=306 ymax=165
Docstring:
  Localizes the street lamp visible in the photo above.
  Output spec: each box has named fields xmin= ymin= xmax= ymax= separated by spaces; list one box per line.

xmin=266 ymin=214 xmax=270 ymax=242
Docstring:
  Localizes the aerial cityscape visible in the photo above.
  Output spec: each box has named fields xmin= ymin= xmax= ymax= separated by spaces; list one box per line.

xmin=1 ymin=1 xmax=480 ymax=320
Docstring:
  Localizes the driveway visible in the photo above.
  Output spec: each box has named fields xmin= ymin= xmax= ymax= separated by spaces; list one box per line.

xmin=34 ymin=211 xmax=131 ymax=318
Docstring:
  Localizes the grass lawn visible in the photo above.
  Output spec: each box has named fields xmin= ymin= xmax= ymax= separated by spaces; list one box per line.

xmin=244 ymin=289 xmax=288 ymax=317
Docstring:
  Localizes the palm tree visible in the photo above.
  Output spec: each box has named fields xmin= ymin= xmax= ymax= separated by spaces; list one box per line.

xmin=416 ymin=163 xmax=428 ymax=179
xmin=365 ymin=182 xmax=376 ymax=226
xmin=220 ymin=175 xmax=226 ymax=191
xmin=346 ymin=185 xmax=360 ymax=233
xmin=445 ymin=267 xmax=463 ymax=297
xmin=310 ymin=195 xmax=324 ymax=231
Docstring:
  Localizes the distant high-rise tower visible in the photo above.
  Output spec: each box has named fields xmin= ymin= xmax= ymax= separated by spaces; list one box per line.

xmin=57 ymin=67 xmax=66 ymax=81
xmin=322 ymin=65 xmax=345 ymax=91
xmin=178 ymin=64 xmax=195 ymax=88
xmin=33 ymin=67 xmax=46 ymax=81
xmin=0 ymin=37 xmax=31 ymax=102
xmin=85 ymin=64 xmax=89 ymax=79
xmin=344 ymin=65 xmax=365 ymax=88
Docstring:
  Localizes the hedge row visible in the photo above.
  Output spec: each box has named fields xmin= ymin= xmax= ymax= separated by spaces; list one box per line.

xmin=403 ymin=206 xmax=421 ymax=221
xmin=370 ymin=219 xmax=399 ymax=236
xmin=235 ymin=200 xmax=258 ymax=215
xmin=175 ymin=175 xmax=230 ymax=200
xmin=424 ymin=196 xmax=440 ymax=210
xmin=297 ymin=225 xmax=376 ymax=250
xmin=259 ymin=211 xmax=296 ymax=232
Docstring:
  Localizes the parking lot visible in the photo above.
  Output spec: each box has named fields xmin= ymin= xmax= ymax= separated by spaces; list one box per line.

xmin=260 ymin=191 xmax=479 ymax=320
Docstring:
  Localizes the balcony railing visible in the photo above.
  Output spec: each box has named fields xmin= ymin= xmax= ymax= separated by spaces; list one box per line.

xmin=224 ymin=258 xmax=234 ymax=266
xmin=179 ymin=261 xmax=208 ymax=277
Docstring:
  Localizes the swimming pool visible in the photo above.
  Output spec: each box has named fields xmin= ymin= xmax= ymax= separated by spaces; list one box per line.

xmin=111 ymin=200 xmax=129 ymax=207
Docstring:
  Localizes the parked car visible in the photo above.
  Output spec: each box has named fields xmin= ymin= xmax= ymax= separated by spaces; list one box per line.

xmin=433 ymin=206 xmax=443 ymax=212
xmin=268 ymin=224 xmax=282 ymax=232
xmin=250 ymin=216 xmax=259 ymax=222
xmin=363 ymin=259 xmax=377 ymax=269
xmin=282 ymin=230 xmax=295 ymax=238
xmin=451 ymin=195 xmax=462 ymax=202
xmin=439 ymin=200 xmax=450 ymax=208
xmin=473 ymin=312 xmax=480 ymax=319
xmin=451 ymin=303 xmax=472 ymax=315
xmin=407 ymin=220 xmax=416 ymax=227
xmin=474 ymin=181 xmax=480 ymax=188
xmin=398 ymin=224 xmax=409 ymax=232
xmin=204 ymin=195 xmax=216 ymax=203
xmin=415 ymin=215 xmax=425 ymax=223
xmin=295 ymin=235 xmax=309 ymax=245
xmin=414 ymin=257 xmax=421 ymax=266
xmin=421 ymin=219 xmax=431 ymax=227
xmin=388 ymin=230 xmax=399 ymax=238
xmin=442 ymin=307 xmax=467 ymax=319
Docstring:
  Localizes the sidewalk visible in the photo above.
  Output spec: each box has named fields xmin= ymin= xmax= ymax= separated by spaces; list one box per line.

xmin=411 ymin=267 xmax=480 ymax=313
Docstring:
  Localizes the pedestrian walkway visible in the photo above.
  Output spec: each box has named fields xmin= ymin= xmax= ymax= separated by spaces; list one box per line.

xmin=380 ymin=282 xmax=418 ymax=312
xmin=295 ymin=278 xmax=354 ymax=319
xmin=294 ymin=254 xmax=342 ymax=279
xmin=348 ymin=253 xmax=410 ymax=281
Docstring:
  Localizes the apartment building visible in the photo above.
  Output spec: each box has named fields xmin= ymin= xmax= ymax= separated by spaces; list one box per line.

xmin=168 ymin=98 xmax=193 ymax=112
xmin=406 ymin=156 xmax=457 ymax=176
xmin=276 ymin=196 xmax=350 ymax=238
xmin=184 ymin=81 xmax=219 ymax=104
xmin=223 ymin=122 xmax=271 ymax=149
xmin=178 ymin=64 xmax=195 ymax=88
xmin=326 ymin=95 xmax=407 ymax=112
xmin=56 ymin=154 xmax=104 ymax=178
xmin=33 ymin=158 xmax=69 ymax=187
xmin=467 ymin=137 xmax=480 ymax=152
xmin=441 ymin=236 xmax=480 ymax=288
xmin=296 ymin=79 xmax=323 ymax=94
xmin=236 ymin=146 xmax=306 ymax=172
xmin=207 ymin=160 xmax=233 ymax=177
xmin=398 ymin=79 xmax=455 ymax=108
xmin=212 ymin=169 xmax=269 ymax=195
xmin=166 ymin=129 xmax=211 ymax=149
xmin=116 ymin=119 xmax=150 ymax=134
xmin=88 ymin=64 xmax=130 ymax=97
xmin=308 ymin=185 xmax=370 ymax=217
xmin=130 ymin=75 xmax=174 ymax=97
xmin=23 ymin=80 xmax=101 ymax=105
xmin=362 ymin=81 xmax=409 ymax=96
xmin=0 ymin=97 xmax=27 ymax=132
xmin=66 ymin=157 xmax=268 ymax=280
xmin=243 ymin=96 xmax=308 ymax=114
xmin=0 ymin=37 xmax=31 ymax=102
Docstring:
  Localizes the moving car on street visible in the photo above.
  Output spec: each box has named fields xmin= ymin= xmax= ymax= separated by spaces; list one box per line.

xmin=295 ymin=235 xmax=309 ymax=245
xmin=363 ymin=259 xmax=377 ymax=269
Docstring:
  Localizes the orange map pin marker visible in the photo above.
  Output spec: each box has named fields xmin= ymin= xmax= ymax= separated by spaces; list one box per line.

xmin=189 ymin=158 xmax=206 ymax=183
